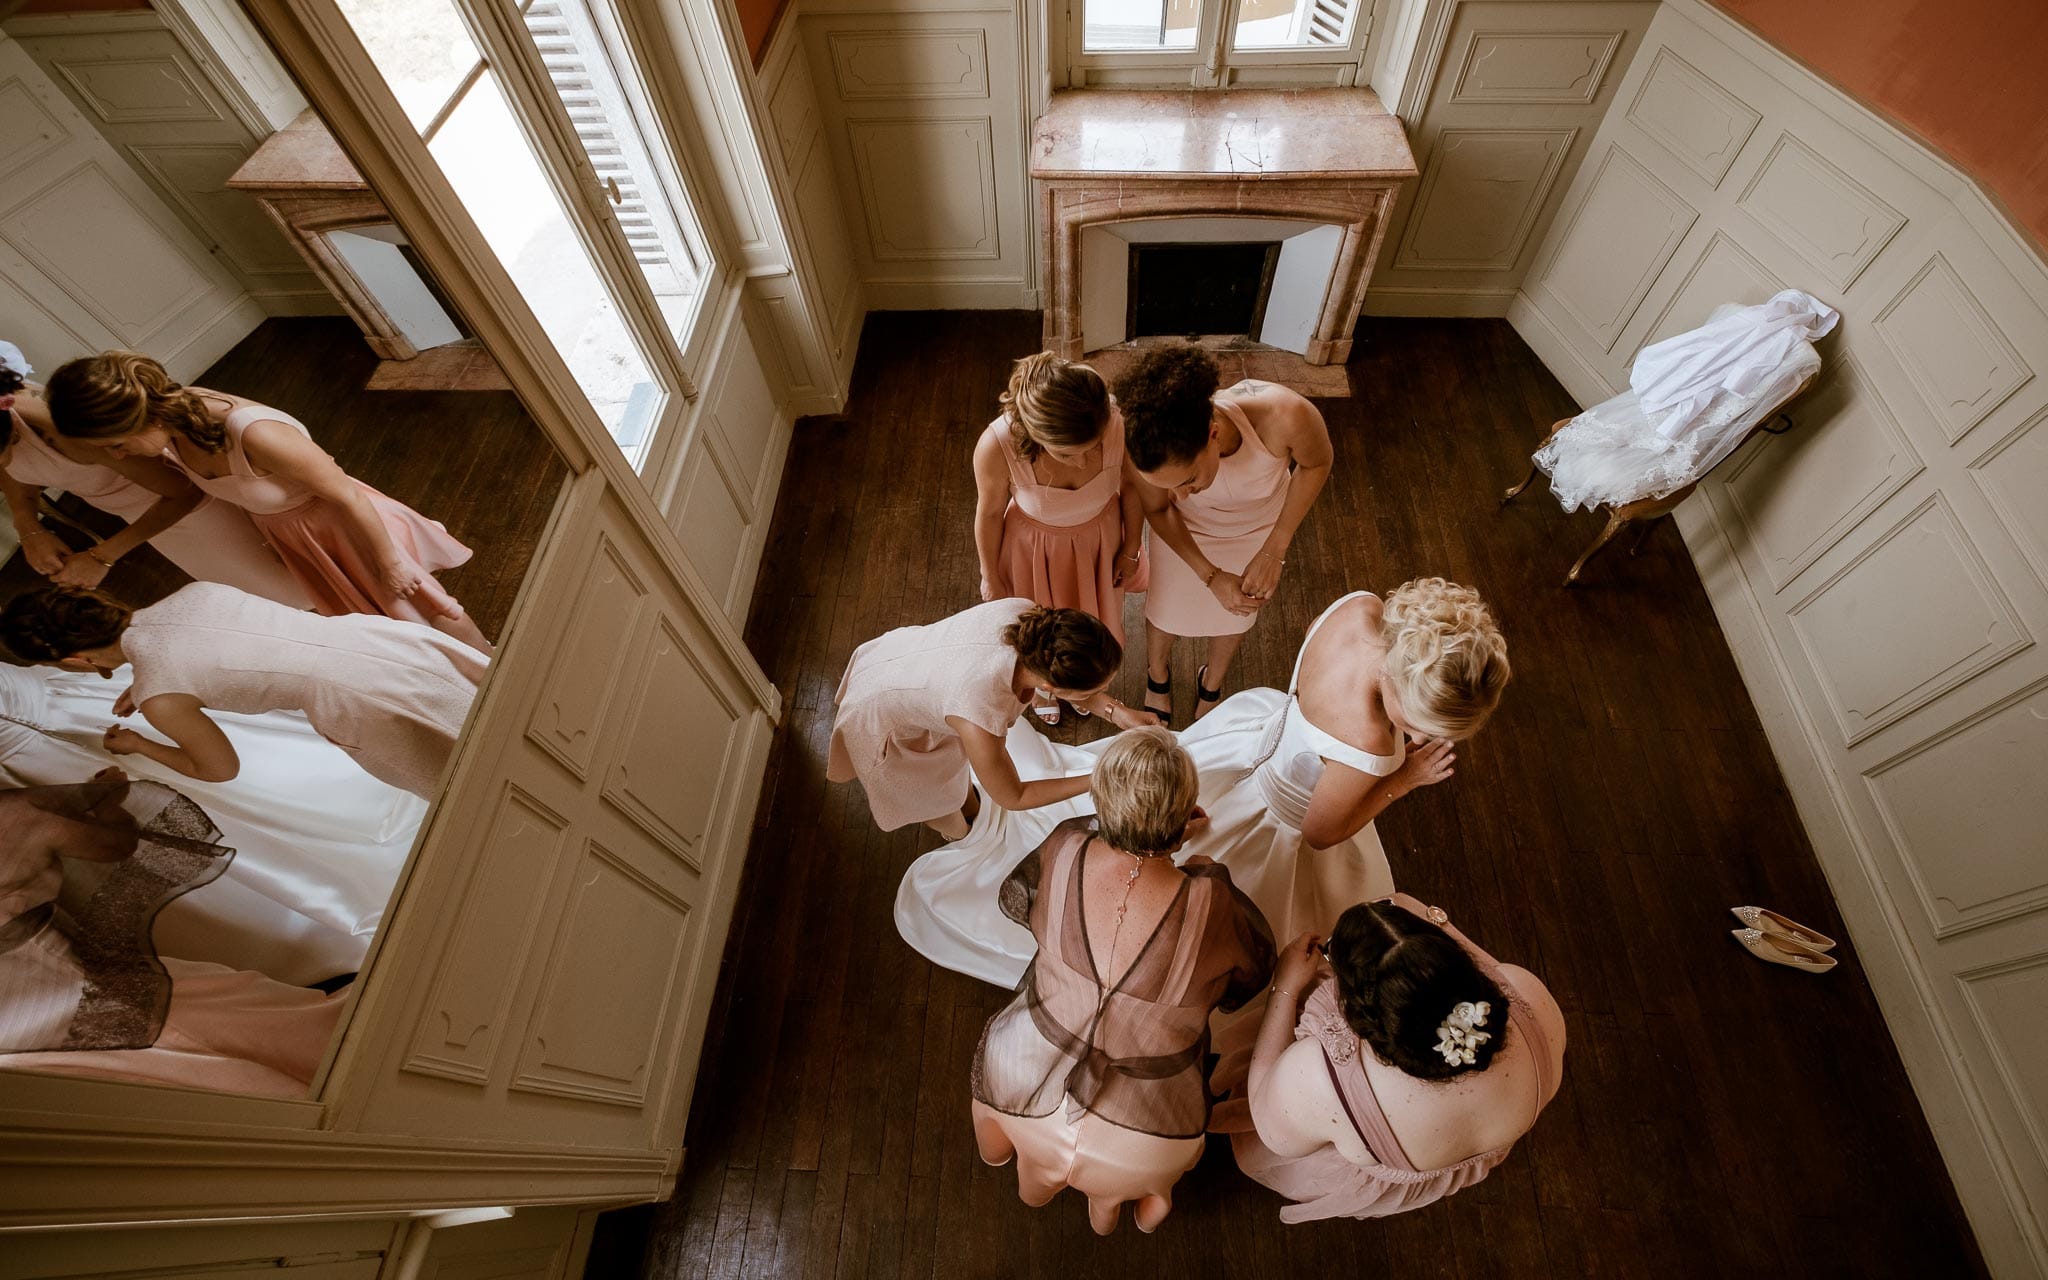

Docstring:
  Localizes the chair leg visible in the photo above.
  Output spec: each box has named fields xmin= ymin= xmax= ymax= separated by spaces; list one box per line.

xmin=1628 ymin=515 xmax=1661 ymax=557
xmin=1500 ymin=461 xmax=1541 ymax=506
xmin=1565 ymin=511 xmax=1631 ymax=587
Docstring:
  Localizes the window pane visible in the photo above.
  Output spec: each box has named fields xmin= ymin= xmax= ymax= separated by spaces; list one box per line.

xmin=334 ymin=0 xmax=482 ymax=131
xmin=1232 ymin=0 xmax=1357 ymax=49
xmin=1083 ymin=0 xmax=1198 ymax=51
xmin=429 ymin=72 xmax=662 ymax=461
xmin=516 ymin=0 xmax=705 ymax=339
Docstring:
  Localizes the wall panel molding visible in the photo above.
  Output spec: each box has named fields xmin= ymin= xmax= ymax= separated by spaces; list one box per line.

xmin=1537 ymin=144 xmax=1696 ymax=349
xmin=1875 ymin=252 xmax=2034 ymax=446
xmin=1734 ymin=130 xmax=1906 ymax=290
xmin=1447 ymin=29 xmax=1623 ymax=105
xmin=1392 ymin=126 xmax=1577 ymax=271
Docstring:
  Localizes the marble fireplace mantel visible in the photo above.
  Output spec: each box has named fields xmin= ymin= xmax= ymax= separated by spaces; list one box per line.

xmin=1030 ymin=89 xmax=1418 ymax=365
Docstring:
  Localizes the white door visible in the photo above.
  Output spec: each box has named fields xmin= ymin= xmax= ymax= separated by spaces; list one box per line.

xmin=0 ymin=32 xmax=261 ymax=381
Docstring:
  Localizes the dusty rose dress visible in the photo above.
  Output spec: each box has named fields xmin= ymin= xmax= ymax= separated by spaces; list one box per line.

xmin=0 ymin=778 xmax=343 ymax=1098
xmin=972 ymin=818 xmax=1274 ymax=1218
xmin=4 ymin=405 xmax=310 ymax=608
xmin=168 ymin=404 xmax=472 ymax=625
xmin=828 ymin=598 xmax=1031 ymax=831
xmin=1214 ymin=904 xmax=1561 ymax=1222
xmin=122 ymin=582 xmax=488 ymax=799
xmin=989 ymin=416 xmax=1146 ymax=643
xmin=1144 ymin=388 xmax=1290 ymax=638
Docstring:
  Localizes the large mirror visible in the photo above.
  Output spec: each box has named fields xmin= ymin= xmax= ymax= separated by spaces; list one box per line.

xmin=0 ymin=0 xmax=690 ymax=1100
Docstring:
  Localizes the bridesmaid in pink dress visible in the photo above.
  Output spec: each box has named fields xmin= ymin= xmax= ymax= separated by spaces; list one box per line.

xmin=828 ymin=600 xmax=1125 ymax=840
xmin=972 ymin=354 xmax=1151 ymax=726
xmin=1211 ymin=895 xmax=1565 ymax=1221
xmin=45 ymin=351 xmax=489 ymax=653
xmin=0 ymin=344 xmax=308 ymax=606
xmin=1 ymin=583 xmax=487 ymax=800
xmin=1117 ymin=343 xmax=1333 ymax=724
xmin=972 ymin=730 xmax=1272 ymax=1234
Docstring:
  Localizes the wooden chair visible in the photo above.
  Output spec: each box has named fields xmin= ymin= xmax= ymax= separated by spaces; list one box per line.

xmin=1501 ymin=369 xmax=1816 ymax=586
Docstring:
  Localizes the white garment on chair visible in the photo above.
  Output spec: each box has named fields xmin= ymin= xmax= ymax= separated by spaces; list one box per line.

xmin=1630 ymin=290 xmax=1837 ymax=441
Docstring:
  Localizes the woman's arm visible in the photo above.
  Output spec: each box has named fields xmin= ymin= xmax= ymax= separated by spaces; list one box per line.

xmin=1298 ymin=742 xmax=1454 ymax=850
xmin=949 ymin=718 xmax=1091 ymax=810
xmin=241 ymin=419 xmax=413 ymax=595
xmin=1140 ymin=481 xmax=1258 ymax=617
xmin=1114 ymin=454 xmax=1145 ymax=588
xmin=1246 ymin=934 xmax=1344 ymax=1157
xmin=1239 ymin=389 xmax=1334 ymax=600
xmin=50 ymin=457 xmax=205 ymax=588
xmin=970 ymin=430 xmax=1012 ymax=602
xmin=2 ymin=470 xmax=71 ymax=576
xmin=108 ymin=693 xmax=241 ymax=783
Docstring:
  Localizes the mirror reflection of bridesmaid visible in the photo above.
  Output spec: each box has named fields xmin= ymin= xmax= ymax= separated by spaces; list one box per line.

xmin=46 ymin=351 xmax=490 ymax=654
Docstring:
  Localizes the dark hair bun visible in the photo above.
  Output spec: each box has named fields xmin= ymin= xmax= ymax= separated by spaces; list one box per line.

xmin=1001 ymin=605 xmax=1121 ymax=693
xmin=0 ymin=587 xmax=131 ymax=663
xmin=1115 ymin=342 xmax=1219 ymax=474
xmin=1327 ymin=901 xmax=1509 ymax=1080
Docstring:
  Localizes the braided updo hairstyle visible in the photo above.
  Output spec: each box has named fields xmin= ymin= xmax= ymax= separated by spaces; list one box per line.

xmin=46 ymin=350 xmax=227 ymax=453
xmin=1001 ymin=605 xmax=1121 ymax=694
xmin=1379 ymin=577 xmax=1510 ymax=741
xmin=1001 ymin=353 xmax=1111 ymax=463
xmin=0 ymin=587 xmax=133 ymax=663
xmin=1327 ymin=900 xmax=1508 ymax=1081
xmin=1114 ymin=341 xmax=1219 ymax=474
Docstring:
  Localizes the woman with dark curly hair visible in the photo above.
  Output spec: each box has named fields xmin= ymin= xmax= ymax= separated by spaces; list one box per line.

xmin=1211 ymin=896 xmax=1564 ymax=1222
xmin=1115 ymin=342 xmax=1332 ymax=723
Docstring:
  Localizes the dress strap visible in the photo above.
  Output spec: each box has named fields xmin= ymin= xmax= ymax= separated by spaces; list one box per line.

xmin=1299 ymin=981 xmax=1420 ymax=1172
xmin=989 ymin=415 xmax=1036 ymax=491
xmin=1287 ymin=591 xmax=1376 ymax=692
xmin=1209 ymin=389 xmax=1272 ymax=459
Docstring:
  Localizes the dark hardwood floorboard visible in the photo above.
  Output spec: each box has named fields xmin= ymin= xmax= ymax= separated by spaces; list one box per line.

xmin=603 ymin=312 xmax=1985 ymax=1278
xmin=2 ymin=317 xmax=566 ymax=642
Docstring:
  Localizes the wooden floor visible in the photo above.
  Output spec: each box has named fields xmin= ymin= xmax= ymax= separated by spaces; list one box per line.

xmin=596 ymin=313 xmax=1985 ymax=1279
xmin=1 ymin=317 xmax=566 ymax=640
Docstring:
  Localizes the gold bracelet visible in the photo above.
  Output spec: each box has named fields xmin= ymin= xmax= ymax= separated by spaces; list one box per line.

xmin=86 ymin=545 xmax=118 ymax=568
xmin=1271 ymin=986 xmax=1297 ymax=1003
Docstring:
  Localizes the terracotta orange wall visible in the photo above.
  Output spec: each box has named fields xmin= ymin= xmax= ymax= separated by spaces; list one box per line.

xmin=1709 ymin=0 xmax=2048 ymax=255
xmin=739 ymin=0 xmax=790 ymax=64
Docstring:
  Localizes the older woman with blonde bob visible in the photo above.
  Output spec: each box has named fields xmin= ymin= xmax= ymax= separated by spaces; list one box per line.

xmin=1173 ymin=578 xmax=1511 ymax=952
xmin=970 ymin=727 xmax=1273 ymax=1235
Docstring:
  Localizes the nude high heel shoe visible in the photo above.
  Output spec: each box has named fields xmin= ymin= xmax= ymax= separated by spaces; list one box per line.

xmin=1730 ymin=928 xmax=1836 ymax=973
xmin=1729 ymin=907 xmax=1835 ymax=951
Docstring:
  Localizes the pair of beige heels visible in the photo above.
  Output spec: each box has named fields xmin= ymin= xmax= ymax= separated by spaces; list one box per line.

xmin=1728 ymin=906 xmax=1838 ymax=974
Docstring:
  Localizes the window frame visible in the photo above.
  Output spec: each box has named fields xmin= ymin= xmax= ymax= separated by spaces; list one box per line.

xmin=1060 ymin=0 xmax=1375 ymax=87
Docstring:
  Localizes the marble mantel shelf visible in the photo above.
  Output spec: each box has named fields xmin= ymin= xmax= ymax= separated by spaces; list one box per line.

xmin=1030 ymin=88 xmax=1417 ymax=182
xmin=1030 ymin=89 xmax=1418 ymax=366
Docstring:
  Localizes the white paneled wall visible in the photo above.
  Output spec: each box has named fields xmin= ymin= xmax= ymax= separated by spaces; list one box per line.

xmin=1363 ymin=0 xmax=1658 ymax=316
xmin=1506 ymin=2 xmax=2048 ymax=1272
xmin=780 ymin=0 xmax=1037 ymax=310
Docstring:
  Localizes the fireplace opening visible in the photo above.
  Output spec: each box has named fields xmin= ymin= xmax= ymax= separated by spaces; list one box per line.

xmin=1127 ymin=241 xmax=1282 ymax=339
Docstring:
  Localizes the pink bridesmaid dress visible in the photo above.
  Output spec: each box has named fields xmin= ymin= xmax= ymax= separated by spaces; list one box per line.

xmin=827 ymin=598 xmax=1033 ymax=831
xmin=4 ymin=405 xmax=311 ymax=608
xmin=990 ymin=414 xmax=1146 ymax=643
xmin=121 ymin=581 xmax=488 ymax=799
xmin=1143 ymin=386 xmax=1290 ymax=639
xmin=169 ymin=403 xmax=473 ymax=627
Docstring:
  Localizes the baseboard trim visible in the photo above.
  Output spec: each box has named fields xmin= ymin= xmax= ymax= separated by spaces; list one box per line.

xmin=1505 ymin=290 xmax=1618 ymax=407
xmin=1362 ymin=286 xmax=1518 ymax=317
xmin=251 ymin=290 xmax=348 ymax=317
xmin=858 ymin=279 xmax=1037 ymax=310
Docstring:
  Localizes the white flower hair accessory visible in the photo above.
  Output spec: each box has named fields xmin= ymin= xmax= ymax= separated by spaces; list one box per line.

xmin=1434 ymin=1000 xmax=1491 ymax=1067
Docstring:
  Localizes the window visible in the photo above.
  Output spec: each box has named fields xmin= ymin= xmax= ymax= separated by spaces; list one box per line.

xmin=334 ymin=0 xmax=712 ymax=473
xmin=1067 ymin=0 xmax=1369 ymax=84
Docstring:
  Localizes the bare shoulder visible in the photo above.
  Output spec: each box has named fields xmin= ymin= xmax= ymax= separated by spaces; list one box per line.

xmin=1500 ymin=964 xmax=1565 ymax=1048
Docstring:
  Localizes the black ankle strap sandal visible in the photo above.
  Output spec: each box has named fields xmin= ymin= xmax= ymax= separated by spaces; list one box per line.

xmin=1196 ymin=665 xmax=1223 ymax=704
xmin=1145 ymin=675 xmax=1174 ymax=727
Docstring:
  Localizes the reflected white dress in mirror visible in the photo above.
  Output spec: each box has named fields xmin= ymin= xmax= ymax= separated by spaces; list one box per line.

xmin=0 ymin=663 xmax=425 ymax=985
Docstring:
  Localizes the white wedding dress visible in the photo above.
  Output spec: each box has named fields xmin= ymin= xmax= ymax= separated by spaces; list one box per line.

xmin=0 ymin=663 xmax=425 ymax=984
xmin=895 ymin=592 xmax=1402 ymax=987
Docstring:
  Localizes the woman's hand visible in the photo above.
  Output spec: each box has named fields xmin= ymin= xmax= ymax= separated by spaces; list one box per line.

xmin=52 ymin=550 xmax=110 ymax=589
xmin=1208 ymin=570 xmax=1260 ymax=617
xmin=1180 ymin=805 xmax=1211 ymax=846
xmin=21 ymin=527 xmax=69 ymax=576
xmin=978 ymin=572 xmax=1002 ymax=603
xmin=90 ymin=766 xmax=129 ymax=785
xmin=1392 ymin=739 xmax=1456 ymax=793
xmin=1113 ymin=541 xmax=1141 ymax=588
xmin=1239 ymin=546 xmax=1285 ymax=601
xmin=112 ymin=688 xmax=136 ymax=717
xmin=1273 ymin=931 xmax=1322 ymax=995
xmin=381 ymin=557 xmax=423 ymax=597
xmin=1105 ymin=700 xmax=1162 ymax=731
xmin=102 ymin=725 xmax=146 ymax=756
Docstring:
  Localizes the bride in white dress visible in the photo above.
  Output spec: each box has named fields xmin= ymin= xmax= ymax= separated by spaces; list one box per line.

xmin=897 ymin=579 xmax=1509 ymax=988
xmin=0 ymin=662 xmax=425 ymax=984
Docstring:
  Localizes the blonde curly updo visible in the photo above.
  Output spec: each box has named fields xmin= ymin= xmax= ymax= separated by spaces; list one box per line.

xmin=1379 ymin=578 xmax=1509 ymax=741
xmin=1090 ymin=726 xmax=1199 ymax=857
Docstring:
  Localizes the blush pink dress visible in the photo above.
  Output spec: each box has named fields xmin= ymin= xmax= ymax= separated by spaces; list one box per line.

xmin=4 ymin=406 xmax=311 ymax=608
xmin=972 ymin=818 xmax=1274 ymax=1224
xmin=1143 ymin=387 xmax=1291 ymax=639
xmin=168 ymin=404 xmax=473 ymax=626
xmin=122 ymin=582 xmax=488 ymax=799
xmin=989 ymin=416 xmax=1146 ymax=643
xmin=828 ymin=598 xmax=1033 ymax=831
xmin=1213 ymin=902 xmax=1561 ymax=1222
